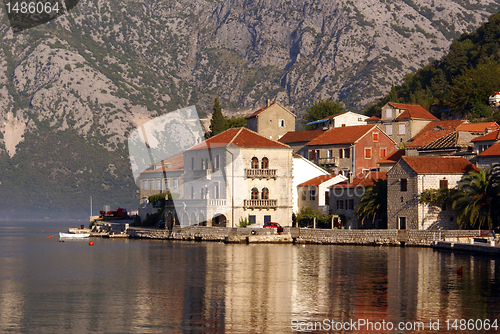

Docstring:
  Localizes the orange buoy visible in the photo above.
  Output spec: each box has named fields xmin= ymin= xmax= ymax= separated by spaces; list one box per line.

xmin=48 ymin=235 xmax=52 ymax=238
xmin=89 ymin=241 xmax=94 ymax=246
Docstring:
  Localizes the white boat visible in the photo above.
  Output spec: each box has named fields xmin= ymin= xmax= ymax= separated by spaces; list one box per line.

xmin=59 ymin=232 xmax=90 ymax=238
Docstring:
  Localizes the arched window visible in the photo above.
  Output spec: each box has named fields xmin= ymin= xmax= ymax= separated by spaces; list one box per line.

xmin=261 ymin=187 xmax=269 ymax=200
xmin=251 ymin=187 xmax=259 ymax=199
xmin=261 ymin=157 xmax=269 ymax=169
xmin=251 ymin=157 xmax=259 ymax=169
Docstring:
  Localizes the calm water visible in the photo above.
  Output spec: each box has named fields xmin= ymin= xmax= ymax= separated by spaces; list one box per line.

xmin=1 ymin=221 xmax=499 ymax=333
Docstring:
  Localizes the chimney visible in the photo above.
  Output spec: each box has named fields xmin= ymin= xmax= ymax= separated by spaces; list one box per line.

xmin=348 ymin=172 xmax=353 ymax=184
xmin=266 ymin=98 xmax=270 ymax=107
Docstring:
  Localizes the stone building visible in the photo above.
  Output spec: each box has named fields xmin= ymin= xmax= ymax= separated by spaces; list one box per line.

xmin=329 ymin=171 xmax=386 ymax=229
xmin=305 ymin=124 xmax=396 ymax=177
xmin=380 ymin=102 xmax=438 ymax=144
xmin=305 ymin=111 xmax=369 ymax=130
xmin=246 ymin=100 xmax=296 ymax=140
xmin=387 ymin=156 xmax=478 ymax=230
xmin=179 ymin=127 xmax=293 ymax=227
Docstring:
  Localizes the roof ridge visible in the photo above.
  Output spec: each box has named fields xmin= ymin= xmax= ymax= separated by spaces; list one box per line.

xmin=228 ymin=127 xmax=245 ymax=146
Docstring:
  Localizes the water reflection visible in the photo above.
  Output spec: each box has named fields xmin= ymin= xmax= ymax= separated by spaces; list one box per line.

xmin=1 ymin=223 xmax=500 ymax=333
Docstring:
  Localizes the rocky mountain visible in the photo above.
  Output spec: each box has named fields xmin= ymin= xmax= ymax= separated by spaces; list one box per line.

xmin=0 ymin=0 xmax=499 ymax=218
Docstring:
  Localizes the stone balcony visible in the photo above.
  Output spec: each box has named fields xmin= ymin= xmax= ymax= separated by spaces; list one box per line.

xmin=317 ymin=157 xmax=338 ymax=165
xmin=245 ymin=169 xmax=277 ymax=179
xmin=243 ymin=199 xmax=278 ymax=209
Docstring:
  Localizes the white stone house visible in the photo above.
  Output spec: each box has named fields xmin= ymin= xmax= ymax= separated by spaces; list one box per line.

xmin=297 ymin=174 xmax=347 ymax=214
xmin=387 ymin=156 xmax=478 ymax=230
xmin=179 ymin=127 xmax=294 ymax=227
xmin=291 ymin=153 xmax=330 ymax=213
xmin=305 ymin=111 xmax=368 ymax=130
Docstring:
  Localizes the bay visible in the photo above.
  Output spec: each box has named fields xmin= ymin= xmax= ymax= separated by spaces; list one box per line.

xmin=0 ymin=221 xmax=499 ymax=333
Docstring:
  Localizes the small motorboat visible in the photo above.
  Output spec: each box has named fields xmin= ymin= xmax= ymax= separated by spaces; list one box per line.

xmin=59 ymin=232 xmax=90 ymax=238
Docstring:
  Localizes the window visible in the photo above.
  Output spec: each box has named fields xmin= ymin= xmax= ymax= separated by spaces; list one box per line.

xmin=365 ymin=148 xmax=372 ymax=159
xmin=386 ymin=109 xmax=392 ymax=118
xmin=344 ymin=148 xmax=350 ymax=158
xmin=400 ymin=178 xmax=407 ymax=192
xmin=279 ymin=119 xmax=285 ymax=127
xmin=336 ymin=200 xmax=344 ymax=210
xmin=328 ymin=150 xmax=333 ymax=158
xmin=385 ymin=125 xmax=392 ymax=135
xmin=348 ymin=199 xmax=354 ymax=210
xmin=173 ymin=179 xmax=178 ymax=189
xmin=301 ymin=189 xmax=306 ymax=201
xmin=373 ymin=132 xmax=379 ymax=142
xmin=399 ymin=124 xmax=406 ymax=135
xmin=325 ymin=191 xmax=330 ymax=206
xmin=201 ymin=159 xmax=205 ymax=170
xmin=440 ymin=179 xmax=448 ymax=189
xmin=339 ymin=149 xmax=343 ymax=159
xmin=143 ymin=180 xmax=148 ymax=190
xmin=264 ymin=215 xmax=271 ymax=223
xmin=261 ymin=188 xmax=269 ymax=200
xmin=251 ymin=157 xmax=259 ymax=169
xmin=215 ymin=183 xmax=220 ymax=199
xmin=156 ymin=179 xmax=161 ymax=190
xmin=191 ymin=186 xmax=194 ymax=199
xmin=380 ymin=148 xmax=387 ymax=158
xmin=309 ymin=189 xmax=316 ymax=201
xmin=261 ymin=157 xmax=269 ymax=169
xmin=164 ymin=178 xmax=170 ymax=190
xmin=251 ymin=187 xmax=259 ymax=199
xmin=191 ymin=157 xmax=194 ymax=170
xmin=399 ymin=217 xmax=406 ymax=230
xmin=215 ymin=155 xmax=220 ymax=169
xmin=149 ymin=180 xmax=154 ymax=190
xmin=249 ymin=215 xmax=256 ymax=224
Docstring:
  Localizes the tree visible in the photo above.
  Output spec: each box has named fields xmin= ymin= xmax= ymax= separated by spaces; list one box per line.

xmin=209 ymin=98 xmax=226 ymax=137
xmin=452 ymin=167 xmax=500 ymax=230
xmin=356 ymin=178 xmax=387 ymax=228
xmin=303 ymin=99 xmax=345 ymax=127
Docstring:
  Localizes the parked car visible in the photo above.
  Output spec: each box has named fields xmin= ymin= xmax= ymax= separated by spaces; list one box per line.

xmin=263 ymin=222 xmax=283 ymax=233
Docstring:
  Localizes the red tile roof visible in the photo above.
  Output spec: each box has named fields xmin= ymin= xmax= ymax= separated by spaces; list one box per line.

xmin=246 ymin=102 xmax=277 ymax=118
xmin=330 ymin=171 xmax=387 ymax=189
xmin=401 ymin=156 xmax=478 ymax=174
xmin=389 ymin=103 xmax=439 ymax=120
xmin=188 ymin=128 xmax=290 ymax=150
xmin=298 ymin=174 xmax=341 ymax=186
xmin=306 ymin=124 xmax=376 ymax=145
xmin=478 ymin=142 xmax=500 ymax=156
xmin=406 ymin=130 xmax=454 ymax=148
xmin=366 ymin=116 xmax=380 ymax=121
xmin=141 ymin=153 xmax=184 ymax=174
xmin=378 ymin=149 xmax=405 ymax=164
xmin=456 ymin=122 xmax=499 ymax=132
xmin=419 ymin=119 xmax=468 ymax=132
xmin=472 ymin=129 xmax=500 ymax=142
xmin=278 ymin=130 xmax=325 ymax=143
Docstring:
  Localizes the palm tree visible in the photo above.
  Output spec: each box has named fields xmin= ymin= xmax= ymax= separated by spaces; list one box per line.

xmin=452 ymin=167 xmax=500 ymax=230
xmin=357 ymin=179 xmax=387 ymax=228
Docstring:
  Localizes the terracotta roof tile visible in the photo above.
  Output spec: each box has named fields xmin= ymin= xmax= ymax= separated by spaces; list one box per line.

xmin=406 ymin=130 xmax=454 ymax=148
xmin=472 ymin=129 xmax=500 ymax=142
xmin=456 ymin=122 xmax=499 ymax=132
xmin=141 ymin=152 xmax=184 ymax=174
xmin=419 ymin=119 xmax=468 ymax=132
xmin=401 ymin=156 xmax=478 ymax=174
xmin=366 ymin=116 xmax=381 ymax=121
xmin=420 ymin=131 xmax=474 ymax=150
xmin=188 ymin=127 xmax=290 ymax=151
xmin=246 ymin=102 xmax=277 ymax=118
xmin=389 ymin=103 xmax=439 ymax=120
xmin=278 ymin=130 xmax=325 ymax=143
xmin=306 ymin=124 xmax=376 ymax=145
xmin=298 ymin=174 xmax=340 ymax=186
xmin=378 ymin=149 xmax=405 ymax=164
xmin=330 ymin=171 xmax=387 ymax=189
xmin=478 ymin=142 xmax=500 ymax=156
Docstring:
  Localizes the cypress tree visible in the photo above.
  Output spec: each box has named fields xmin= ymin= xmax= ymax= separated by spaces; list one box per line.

xmin=209 ymin=97 xmax=226 ymax=137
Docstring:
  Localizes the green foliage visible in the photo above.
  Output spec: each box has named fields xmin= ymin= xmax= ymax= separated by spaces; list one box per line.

xmin=452 ymin=166 xmax=500 ymax=230
xmin=304 ymin=99 xmax=345 ymax=127
xmin=148 ymin=192 xmax=172 ymax=208
xmin=365 ymin=11 xmax=500 ymax=115
xmin=357 ymin=179 xmax=387 ymax=228
xmin=296 ymin=206 xmax=343 ymax=228
xmin=238 ymin=216 xmax=252 ymax=227
xmin=420 ymin=188 xmax=454 ymax=206
xmin=209 ymin=97 xmax=226 ymax=137
xmin=226 ymin=116 xmax=247 ymax=129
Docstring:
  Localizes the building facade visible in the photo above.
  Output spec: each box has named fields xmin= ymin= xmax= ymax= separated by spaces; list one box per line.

xmin=246 ymin=100 xmax=296 ymax=140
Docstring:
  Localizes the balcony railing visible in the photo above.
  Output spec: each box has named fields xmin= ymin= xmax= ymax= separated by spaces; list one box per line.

xmin=245 ymin=169 xmax=277 ymax=179
xmin=317 ymin=157 xmax=337 ymax=165
xmin=243 ymin=199 xmax=278 ymax=209
xmin=208 ymin=199 xmax=226 ymax=206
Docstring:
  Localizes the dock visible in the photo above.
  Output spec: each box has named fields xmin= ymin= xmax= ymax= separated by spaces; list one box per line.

xmin=433 ymin=241 xmax=500 ymax=257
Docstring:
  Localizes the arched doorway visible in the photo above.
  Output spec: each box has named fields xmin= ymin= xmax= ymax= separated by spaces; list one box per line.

xmin=181 ymin=212 xmax=189 ymax=226
xmin=212 ymin=213 xmax=227 ymax=227
xmin=199 ymin=212 xmax=206 ymax=226
xmin=190 ymin=212 xmax=198 ymax=226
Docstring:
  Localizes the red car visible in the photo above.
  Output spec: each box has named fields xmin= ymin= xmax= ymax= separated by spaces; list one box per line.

xmin=263 ymin=222 xmax=283 ymax=233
